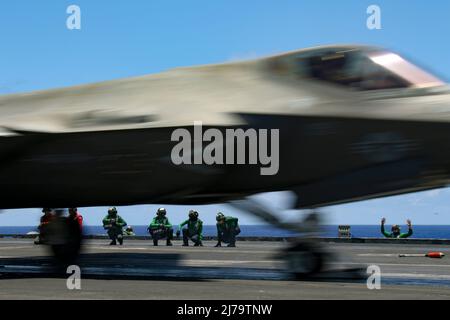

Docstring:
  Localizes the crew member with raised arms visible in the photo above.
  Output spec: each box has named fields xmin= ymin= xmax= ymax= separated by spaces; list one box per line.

xmin=381 ymin=217 xmax=413 ymax=239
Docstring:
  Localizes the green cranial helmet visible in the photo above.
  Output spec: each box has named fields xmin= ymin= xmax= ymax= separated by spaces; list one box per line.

xmin=189 ymin=210 xmax=199 ymax=219
xmin=216 ymin=212 xmax=225 ymax=221
xmin=108 ymin=207 xmax=117 ymax=215
xmin=157 ymin=207 xmax=167 ymax=216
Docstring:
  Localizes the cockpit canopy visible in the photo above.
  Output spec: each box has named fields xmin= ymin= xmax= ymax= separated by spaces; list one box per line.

xmin=269 ymin=46 xmax=444 ymax=91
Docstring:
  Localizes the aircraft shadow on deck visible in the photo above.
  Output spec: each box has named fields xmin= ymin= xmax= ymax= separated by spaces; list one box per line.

xmin=0 ymin=252 xmax=289 ymax=282
xmin=0 ymin=252 xmax=208 ymax=281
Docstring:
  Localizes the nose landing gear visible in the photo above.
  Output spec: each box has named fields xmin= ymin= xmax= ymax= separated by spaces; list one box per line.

xmin=284 ymin=241 xmax=325 ymax=279
xmin=228 ymin=197 xmax=362 ymax=280
xmin=228 ymin=198 xmax=329 ymax=277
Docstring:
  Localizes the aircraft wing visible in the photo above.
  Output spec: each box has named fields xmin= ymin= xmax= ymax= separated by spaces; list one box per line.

xmin=292 ymin=159 xmax=447 ymax=208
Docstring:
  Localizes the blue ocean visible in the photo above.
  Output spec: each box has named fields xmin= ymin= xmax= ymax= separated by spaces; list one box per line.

xmin=1 ymin=225 xmax=450 ymax=239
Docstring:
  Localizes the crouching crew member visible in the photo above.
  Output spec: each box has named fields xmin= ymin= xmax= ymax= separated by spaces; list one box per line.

xmin=35 ymin=208 xmax=54 ymax=245
xmin=177 ymin=210 xmax=203 ymax=247
xmin=68 ymin=207 xmax=83 ymax=233
xmin=215 ymin=212 xmax=241 ymax=247
xmin=103 ymin=207 xmax=127 ymax=245
xmin=148 ymin=207 xmax=173 ymax=246
xmin=68 ymin=207 xmax=83 ymax=245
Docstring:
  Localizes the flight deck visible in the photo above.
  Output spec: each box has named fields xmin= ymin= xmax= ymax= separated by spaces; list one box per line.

xmin=0 ymin=238 xmax=449 ymax=299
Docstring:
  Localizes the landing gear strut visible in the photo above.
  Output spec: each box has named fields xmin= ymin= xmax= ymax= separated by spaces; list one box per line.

xmin=284 ymin=241 xmax=325 ymax=279
xmin=228 ymin=198 xmax=328 ymax=278
xmin=46 ymin=216 xmax=82 ymax=265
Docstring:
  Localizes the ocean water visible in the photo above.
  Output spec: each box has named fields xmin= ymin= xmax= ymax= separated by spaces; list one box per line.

xmin=1 ymin=225 xmax=450 ymax=239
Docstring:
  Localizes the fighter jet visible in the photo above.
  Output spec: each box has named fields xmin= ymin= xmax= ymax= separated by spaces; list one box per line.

xmin=1 ymin=44 xmax=449 ymax=273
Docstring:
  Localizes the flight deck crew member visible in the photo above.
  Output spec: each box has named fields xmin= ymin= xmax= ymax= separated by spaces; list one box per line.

xmin=68 ymin=207 xmax=83 ymax=244
xmin=381 ymin=218 xmax=413 ymax=239
xmin=34 ymin=208 xmax=54 ymax=245
xmin=148 ymin=207 xmax=173 ymax=246
xmin=215 ymin=212 xmax=241 ymax=247
xmin=68 ymin=207 xmax=83 ymax=232
xmin=176 ymin=210 xmax=203 ymax=246
xmin=103 ymin=207 xmax=127 ymax=245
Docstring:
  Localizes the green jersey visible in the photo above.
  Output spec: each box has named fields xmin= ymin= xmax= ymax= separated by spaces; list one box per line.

xmin=179 ymin=219 xmax=203 ymax=239
xmin=381 ymin=225 xmax=413 ymax=238
xmin=102 ymin=214 xmax=127 ymax=228
xmin=149 ymin=216 xmax=172 ymax=229
xmin=217 ymin=216 xmax=239 ymax=233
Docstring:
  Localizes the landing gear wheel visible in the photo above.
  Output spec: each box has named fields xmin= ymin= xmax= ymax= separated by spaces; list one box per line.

xmin=51 ymin=240 xmax=81 ymax=265
xmin=285 ymin=242 xmax=324 ymax=279
xmin=47 ymin=218 xmax=82 ymax=265
xmin=227 ymin=198 xmax=327 ymax=278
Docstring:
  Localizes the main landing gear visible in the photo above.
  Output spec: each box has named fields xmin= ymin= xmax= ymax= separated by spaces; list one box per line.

xmin=229 ymin=197 xmax=342 ymax=279
xmin=45 ymin=215 xmax=82 ymax=265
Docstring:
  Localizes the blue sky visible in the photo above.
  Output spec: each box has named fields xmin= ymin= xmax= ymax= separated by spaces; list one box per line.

xmin=0 ymin=1 xmax=450 ymax=226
